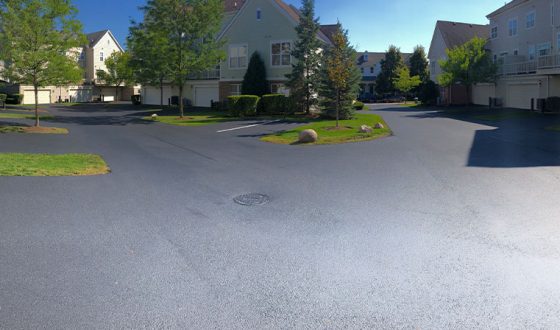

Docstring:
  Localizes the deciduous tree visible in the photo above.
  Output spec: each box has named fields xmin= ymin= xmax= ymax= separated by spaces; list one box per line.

xmin=96 ymin=51 xmax=133 ymax=101
xmin=0 ymin=0 xmax=86 ymax=126
xmin=438 ymin=36 xmax=496 ymax=104
xmin=319 ymin=22 xmax=361 ymax=127
xmin=393 ymin=66 xmax=421 ymax=99
xmin=139 ymin=0 xmax=225 ymax=118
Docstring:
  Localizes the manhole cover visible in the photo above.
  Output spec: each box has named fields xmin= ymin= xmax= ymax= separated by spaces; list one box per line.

xmin=233 ymin=193 xmax=270 ymax=206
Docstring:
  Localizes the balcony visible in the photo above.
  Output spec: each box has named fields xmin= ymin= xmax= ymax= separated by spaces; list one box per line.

xmin=187 ymin=67 xmax=220 ymax=80
xmin=499 ymin=55 xmax=560 ymax=76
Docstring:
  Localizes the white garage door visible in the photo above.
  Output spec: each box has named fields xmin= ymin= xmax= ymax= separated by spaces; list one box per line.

xmin=69 ymin=89 xmax=92 ymax=103
xmin=507 ymin=83 xmax=539 ymax=110
xmin=23 ymin=90 xmax=50 ymax=105
xmin=194 ymin=86 xmax=218 ymax=107
xmin=142 ymin=86 xmax=174 ymax=105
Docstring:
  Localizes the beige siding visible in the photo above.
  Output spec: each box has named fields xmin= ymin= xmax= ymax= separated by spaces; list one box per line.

xmin=428 ymin=28 xmax=447 ymax=83
xmin=472 ymin=83 xmax=496 ymax=105
xmin=92 ymin=33 xmax=123 ymax=82
xmin=220 ymin=0 xmax=298 ymax=82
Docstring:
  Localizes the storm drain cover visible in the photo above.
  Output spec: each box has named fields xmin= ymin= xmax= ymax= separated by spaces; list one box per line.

xmin=233 ymin=193 xmax=270 ymax=206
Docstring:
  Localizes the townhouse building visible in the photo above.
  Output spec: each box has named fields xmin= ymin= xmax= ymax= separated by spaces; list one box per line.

xmin=478 ymin=0 xmax=560 ymax=109
xmin=141 ymin=0 xmax=335 ymax=106
xmin=428 ymin=21 xmax=489 ymax=105
xmin=356 ymin=51 xmax=412 ymax=101
xmin=0 ymin=29 xmax=134 ymax=104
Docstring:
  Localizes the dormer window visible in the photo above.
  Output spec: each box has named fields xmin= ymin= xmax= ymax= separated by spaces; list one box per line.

xmin=364 ymin=52 xmax=369 ymax=61
xmin=257 ymin=8 xmax=261 ymax=20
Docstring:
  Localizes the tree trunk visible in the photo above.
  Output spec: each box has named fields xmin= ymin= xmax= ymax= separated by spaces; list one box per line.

xmin=467 ymin=84 xmax=472 ymax=106
xmin=34 ymin=85 xmax=40 ymax=127
xmin=179 ymin=83 xmax=184 ymax=118
xmin=115 ymin=86 xmax=119 ymax=102
xmin=159 ymin=78 xmax=164 ymax=109
xmin=336 ymin=89 xmax=340 ymax=128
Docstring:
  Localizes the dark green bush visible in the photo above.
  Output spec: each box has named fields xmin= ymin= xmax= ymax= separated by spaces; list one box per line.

xmin=353 ymin=101 xmax=365 ymax=110
xmin=418 ymin=80 xmax=440 ymax=105
xmin=227 ymin=95 xmax=260 ymax=117
xmin=0 ymin=94 xmax=6 ymax=103
xmin=212 ymin=100 xmax=228 ymax=112
xmin=260 ymin=94 xmax=293 ymax=115
xmin=546 ymin=97 xmax=560 ymax=112
xmin=131 ymin=95 xmax=141 ymax=105
xmin=6 ymin=93 xmax=23 ymax=104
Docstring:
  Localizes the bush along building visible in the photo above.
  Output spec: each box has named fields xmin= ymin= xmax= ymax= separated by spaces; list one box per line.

xmin=0 ymin=30 xmax=137 ymax=105
xmin=140 ymin=0 xmax=335 ymax=107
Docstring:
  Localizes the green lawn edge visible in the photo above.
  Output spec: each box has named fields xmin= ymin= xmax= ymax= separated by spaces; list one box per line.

xmin=260 ymin=113 xmax=392 ymax=145
xmin=0 ymin=126 xmax=68 ymax=134
xmin=0 ymin=153 xmax=110 ymax=176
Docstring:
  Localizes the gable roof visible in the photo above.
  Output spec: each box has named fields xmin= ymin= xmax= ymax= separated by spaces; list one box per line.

xmin=487 ymin=0 xmax=529 ymax=18
xmin=356 ymin=51 xmax=413 ymax=66
xmin=86 ymin=30 xmax=124 ymax=52
xmin=218 ymin=0 xmax=332 ymax=44
xmin=433 ymin=21 xmax=489 ymax=50
xmin=319 ymin=24 xmax=338 ymax=44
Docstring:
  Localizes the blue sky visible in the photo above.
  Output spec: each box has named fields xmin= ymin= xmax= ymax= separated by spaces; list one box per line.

xmin=73 ymin=0 xmax=506 ymax=53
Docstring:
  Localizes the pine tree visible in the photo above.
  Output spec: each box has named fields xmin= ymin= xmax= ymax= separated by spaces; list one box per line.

xmin=375 ymin=45 xmax=404 ymax=97
xmin=241 ymin=52 xmax=268 ymax=96
xmin=285 ymin=0 xmax=322 ymax=114
xmin=319 ymin=22 xmax=361 ymax=127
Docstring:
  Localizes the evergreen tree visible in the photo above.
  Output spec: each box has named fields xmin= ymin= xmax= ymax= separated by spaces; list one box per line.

xmin=409 ymin=45 xmax=429 ymax=82
xmin=319 ymin=22 xmax=361 ymax=127
xmin=0 ymin=0 xmax=86 ymax=126
xmin=241 ymin=52 xmax=268 ymax=96
xmin=285 ymin=0 xmax=322 ymax=114
xmin=375 ymin=45 xmax=404 ymax=97
xmin=139 ymin=0 xmax=225 ymax=118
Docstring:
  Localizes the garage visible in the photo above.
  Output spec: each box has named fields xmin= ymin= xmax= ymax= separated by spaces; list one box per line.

xmin=141 ymin=86 xmax=174 ymax=105
xmin=472 ymin=83 xmax=495 ymax=106
xmin=194 ymin=86 xmax=218 ymax=108
xmin=506 ymin=82 xmax=540 ymax=110
xmin=23 ymin=89 xmax=51 ymax=105
xmin=69 ymin=88 xmax=92 ymax=103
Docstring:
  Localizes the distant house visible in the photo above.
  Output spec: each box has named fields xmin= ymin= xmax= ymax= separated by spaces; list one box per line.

xmin=355 ymin=51 xmax=412 ymax=101
xmin=427 ymin=20 xmax=489 ymax=105
xmin=141 ymin=0 xmax=335 ymax=106
xmin=0 ymin=29 xmax=136 ymax=105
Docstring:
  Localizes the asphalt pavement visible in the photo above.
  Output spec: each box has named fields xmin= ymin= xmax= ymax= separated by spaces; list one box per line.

xmin=1 ymin=103 xmax=560 ymax=329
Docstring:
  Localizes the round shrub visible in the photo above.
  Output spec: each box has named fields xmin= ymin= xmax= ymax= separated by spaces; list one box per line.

xmin=227 ymin=95 xmax=260 ymax=117
xmin=353 ymin=101 xmax=365 ymax=110
xmin=260 ymin=94 xmax=293 ymax=115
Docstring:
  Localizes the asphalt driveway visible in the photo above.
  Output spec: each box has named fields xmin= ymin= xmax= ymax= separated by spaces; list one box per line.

xmin=1 ymin=103 xmax=560 ymax=329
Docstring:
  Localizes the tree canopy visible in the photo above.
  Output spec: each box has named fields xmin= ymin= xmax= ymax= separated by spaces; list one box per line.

xmin=375 ymin=45 xmax=405 ymax=96
xmin=138 ymin=0 xmax=225 ymax=117
xmin=0 ymin=0 xmax=86 ymax=126
xmin=409 ymin=45 xmax=429 ymax=82
xmin=393 ymin=66 xmax=421 ymax=96
xmin=96 ymin=51 xmax=134 ymax=100
xmin=285 ymin=0 xmax=322 ymax=114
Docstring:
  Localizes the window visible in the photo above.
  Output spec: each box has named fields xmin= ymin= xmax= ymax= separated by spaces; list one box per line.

xmin=270 ymin=83 xmax=285 ymax=94
xmin=79 ymin=52 xmax=85 ymax=60
xmin=271 ymin=41 xmax=291 ymax=66
xmin=508 ymin=18 xmax=518 ymax=36
xmin=431 ymin=61 xmax=436 ymax=72
xmin=526 ymin=11 xmax=536 ymax=29
xmin=493 ymin=54 xmax=498 ymax=63
xmin=360 ymin=67 xmax=364 ymax=74
xmin=229 ymin=44 xmax=248 ymax=68
xmin=364 ymin=53 xmax=369 ymax=61
xmin=537 ymin=42 xmax=551 ymax=56
xmin=557 ymin=33 xmax=560 ymax=53
xmin=370 ymin=67 xmax=374 ymax=74
xmin=100 ymin=51 xmax=104 ymax=61
xmin=528 ymin=45 xmax=536 ymax=60
xmin=513 ymin=49 xmax=519 ymax=56
xmin=257 ymin=8 xmax=261 ymax=20
xmin=230 ymin=84 xmax=241 ymax=96
xmin=491 ymin=26 xmax=498 ymax=39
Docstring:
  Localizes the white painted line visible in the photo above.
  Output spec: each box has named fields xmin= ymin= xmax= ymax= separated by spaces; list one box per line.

xmin=217 ymin=120 xmax=281 ymax=133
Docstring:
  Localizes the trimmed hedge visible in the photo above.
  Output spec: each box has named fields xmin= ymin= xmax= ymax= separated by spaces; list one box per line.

xmin=260 ymin=94 xmax=292 ymax=115
xmin=353 ymin=101 xmax=365 ymax=110
xmin=227 ymin=95 xmax=260 ymax=117
xmin=6 ymin=94 xmax=23 ymax=105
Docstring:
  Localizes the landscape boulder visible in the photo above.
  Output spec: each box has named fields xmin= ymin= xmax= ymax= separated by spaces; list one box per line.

xmin=374 ymin=122 xmax=385 ymax=129
xmin=359 ymin=125 xmax=373 ymax=133
xmin=298 ymin=129 xmax=318 ymax=143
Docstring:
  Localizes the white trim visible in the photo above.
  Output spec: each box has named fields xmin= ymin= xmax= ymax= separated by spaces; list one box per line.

xmin=270 ymin=40 xmax=292 ymax=67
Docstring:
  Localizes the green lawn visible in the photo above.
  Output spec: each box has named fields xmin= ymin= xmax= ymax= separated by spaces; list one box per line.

xmin=0 ymin=153 xmax=110 ymax=176
xmin=0 ymin=126 xmax=68 ymax=134
xmin=0 ymin=113 xmax=54 ymax=120
xmin=261 ymin=113 xmax=391 ymax=145
xmin=144 ymin=113 xmax=234 ymax=126
xmin=545 ymin=125 xmax=560 ymax=132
